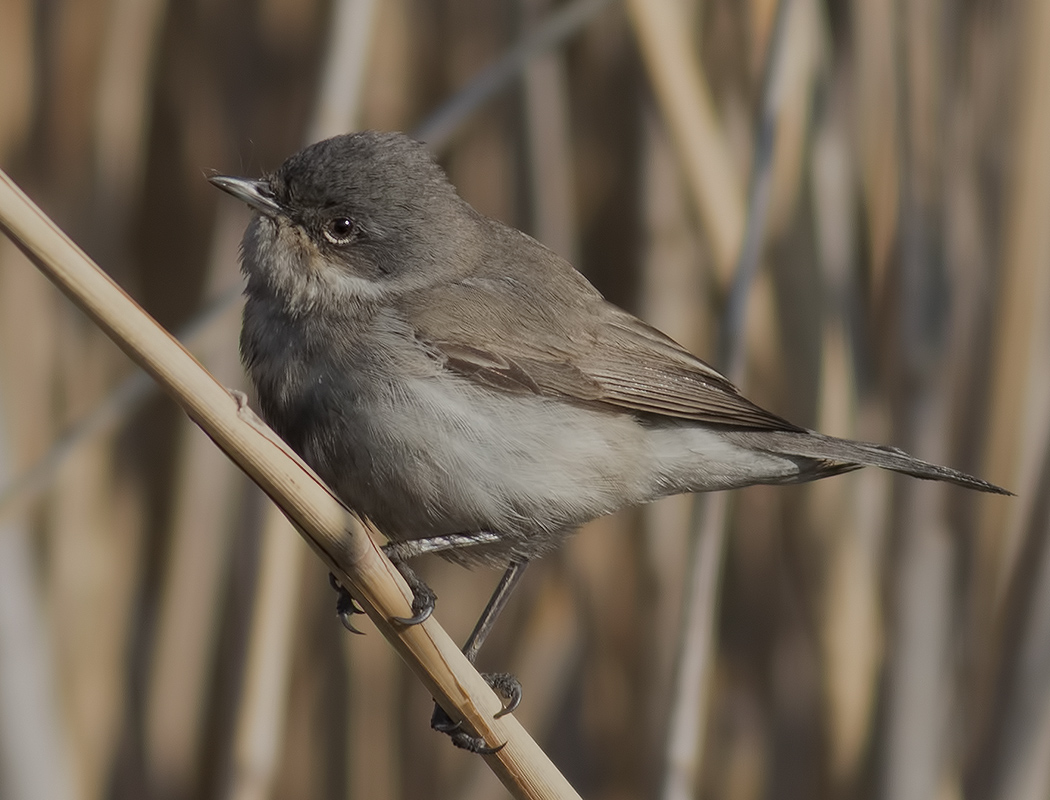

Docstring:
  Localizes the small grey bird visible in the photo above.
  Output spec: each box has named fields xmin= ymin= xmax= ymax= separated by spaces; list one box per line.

xmin=211 ymin=130 xmax=1006 ymax=748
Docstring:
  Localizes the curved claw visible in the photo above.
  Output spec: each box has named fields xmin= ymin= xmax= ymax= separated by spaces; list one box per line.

xmin=392 ymin=579 xmax=436 ymax=626
xmin=392 ymin=600 xmax=433 ymax=627
xmin=337 ymin=610 xmax=366 ymax=635
xmin=483 ymin=672 xmax=522 ymax=718
xmin=329 ymin=573 xmax=366 ymax=634
xmin=381 ymin=559 xmax=437 ymax=626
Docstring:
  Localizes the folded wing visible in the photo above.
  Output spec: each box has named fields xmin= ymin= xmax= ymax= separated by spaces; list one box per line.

xmin=405 ymin=276 xmax=801 ymax=432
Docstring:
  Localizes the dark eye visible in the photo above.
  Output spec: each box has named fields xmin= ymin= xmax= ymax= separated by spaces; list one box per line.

xmin=323 ymin=216 xmax=356 ymax=245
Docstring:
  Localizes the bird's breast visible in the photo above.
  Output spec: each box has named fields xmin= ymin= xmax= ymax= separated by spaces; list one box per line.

xmin=240 ymin=298 xmax=659 ymax=557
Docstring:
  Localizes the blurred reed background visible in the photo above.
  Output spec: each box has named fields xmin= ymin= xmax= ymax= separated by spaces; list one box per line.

xmin=0 ymin=0 xmax=1048 ymax=799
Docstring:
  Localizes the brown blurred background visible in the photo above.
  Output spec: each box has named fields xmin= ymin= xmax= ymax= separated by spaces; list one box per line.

xmin=0 ymin=0 xmax=1047 ymax=799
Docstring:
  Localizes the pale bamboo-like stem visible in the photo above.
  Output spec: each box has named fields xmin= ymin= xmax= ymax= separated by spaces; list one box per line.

xmin=0 ymin=170 xmax=580 ymax=800
xmin=624 ymin=0 xmax=744 ymax=284
xmin=981 ymin=0 xmax=1050 ymax=602
xmin=981 ymin=443 xmax=1050 ymax=800
xmin=0 ymin=389 xmax=79 ymax=800
xmin=145 ymin=206 xmax=247 ymax=795
xmin=879 ymin=4 xmax=957 ymax=798
xmin=659 ymin=490 xmax=729 ymax=800
xmin=227 ymin=511 xmax=307 ymax=800
xmin=974 ymin=1 xmax=1050 ymax=797
xmin=636 ymin=1 xmax=797 ymax=796
xmin=45 ymin=3 xmax=169 ymax=794
xmin=809 ymin=77 xmax=886 ymax=785
xmin=627 ymin=6 xmax=749 ymax=792
xmin=93 ymin=0 xmax=167 ymax=216
xmin=521 ymin=0 xmax=579 ymax=265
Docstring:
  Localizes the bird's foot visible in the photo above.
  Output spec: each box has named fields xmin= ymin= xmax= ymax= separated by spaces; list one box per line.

xmin=328 ymin=573 xmax=366 ymax=634
xmin=482 ymin=672 xmax=522 ymax=718
xmin=430 ymin=672 xmax=522 ymax=753
xmin=381 ymin=546 xmax=436 ymax=625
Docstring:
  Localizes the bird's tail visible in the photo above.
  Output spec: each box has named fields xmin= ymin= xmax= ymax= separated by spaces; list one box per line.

xmin=723 ymin=430 xmax=1011 ymax=495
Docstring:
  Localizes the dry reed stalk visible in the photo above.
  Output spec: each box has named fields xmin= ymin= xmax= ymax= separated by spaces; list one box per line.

xmin=878 ymin=4 xmax=960 ymax=798
xmin=630 ymin=0 xmax=804 ymax=794
xmin=49 ymin=384 xmax=141 ymax=800
xmin=306 ymin=0 xmax=379 ymax=145
xmin=980 ymin=446 xmax=1050 ymax=800
xmin=0 ymin=171 xmax=581 ymax=800
xmin=92 ymin=0 xmax=167 ymax=225
xmin=521 ymin=0 xmax=580 ymax=265
xmin=559 ymin=510 xmax=646 ymax=785
xmin=40 ymin=2 xmax=156 ymax=795
xmin=980 ymin=0 xmax=1050 ymax=603
xmin=0 ymin=9 xmax=72 ymax=776
xmin=0 ymin=287 xmax=242 ymax=522
xmin=93 ymin=0 xmax=240 ymax=788
xmin=6 ymin=289 xmax=82 ymax=800
xmin=0 ymin=0 xmax=33 ymax=160
xmin=809 ymin=73 xmax=887 ymax=787
xmin=626 ymin=1 xmax=750 ymax=793
xmin=936 ymin=23 xmax=1004 ymax=770
xmin=0 ymin=386 xmax=79 ymax=800
xmin=344 ymin=598 xmax=403 ymax=800
xmin=970 ymin=3 xmax=1050 ymax=797
xmin=227 ymin=511 xmax=308 ymax=800
xmin=659 ymin=490 xmax=730 ymax=800
xmin=637 ymin=109 xmax=706 ymax=766
xmin=144 ymin=209 xmax=247 ymax=796
xmin=881 ymin=455 xmax=957 ymax=800
xmin=764 ymin=0 xmax=823 ymax=241
xmin=624 ymin=0 xmax=744 ymax=284
xmin=850 ymin=0 xmax=900 ymax=300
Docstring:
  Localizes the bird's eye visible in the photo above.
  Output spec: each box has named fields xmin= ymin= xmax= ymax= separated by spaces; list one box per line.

xmin=323 ymin=217 xmax=356 ymax=245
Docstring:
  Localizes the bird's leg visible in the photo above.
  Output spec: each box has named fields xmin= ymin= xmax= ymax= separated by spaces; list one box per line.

xmin=432 ymin=559 xmax=529 ymax=753
xmin=382 ymin=531 xmax=504 ymax=561
xmin=327 ymin=531 xmax=504 ymax=630
xmin=381 ymin=533 xmax=500 ymax=625
xmin=462 ymin=559 xmax=529 ymax=672
xmin=327 ymin=535 xmax=529 ymax=753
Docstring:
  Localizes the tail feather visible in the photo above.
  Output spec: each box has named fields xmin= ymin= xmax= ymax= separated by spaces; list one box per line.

xmin=725 ymin=430 xmax=1011 ymax=495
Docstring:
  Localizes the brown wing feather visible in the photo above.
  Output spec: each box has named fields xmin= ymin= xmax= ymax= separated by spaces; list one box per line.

xmin=404 ymin=273 xmax=800 ymax=432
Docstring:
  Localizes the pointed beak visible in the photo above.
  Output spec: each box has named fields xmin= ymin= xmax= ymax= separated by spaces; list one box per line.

xmin=208 ymin=174 xmax=282 ymax=216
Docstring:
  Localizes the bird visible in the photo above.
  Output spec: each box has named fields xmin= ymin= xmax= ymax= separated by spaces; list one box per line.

xmin=210 ymin=130 xmax=1007 ymax=750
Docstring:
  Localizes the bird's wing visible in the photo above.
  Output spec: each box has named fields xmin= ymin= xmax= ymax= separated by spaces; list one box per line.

xmin=405 ymin=276 xmax=801 ymax=432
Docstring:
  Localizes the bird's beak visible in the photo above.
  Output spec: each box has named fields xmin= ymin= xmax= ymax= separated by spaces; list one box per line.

xmin=208 ymin=174 xmax=282 ymax=216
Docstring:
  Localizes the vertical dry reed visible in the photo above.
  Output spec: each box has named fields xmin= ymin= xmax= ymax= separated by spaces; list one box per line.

xmin=0 ymin=1 xmax=1045 ymax=799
